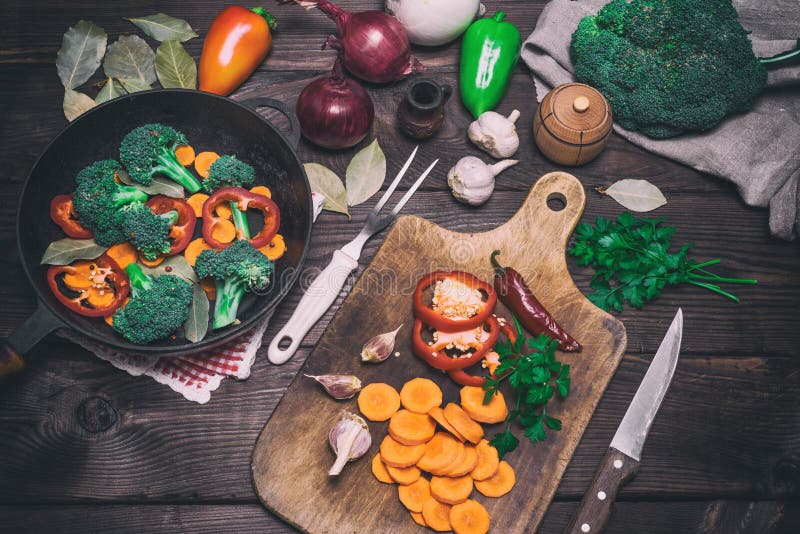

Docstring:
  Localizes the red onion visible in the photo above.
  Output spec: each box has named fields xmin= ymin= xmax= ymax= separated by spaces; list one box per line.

xmin=296 ymin=56 xmax=374 ymax=150
xmin=281 ymin=0 xmax=422 ymax=83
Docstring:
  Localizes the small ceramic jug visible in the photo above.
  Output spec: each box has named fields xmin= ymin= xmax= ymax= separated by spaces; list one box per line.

xmin=397 ymin=78 xmax=453 ymax=139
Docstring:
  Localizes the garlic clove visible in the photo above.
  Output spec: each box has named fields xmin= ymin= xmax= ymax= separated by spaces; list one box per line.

xmin=305 ymin=374 xmax=362 ymax=400
xmin=328 ymin=411 xmax=371 ymax=476
xmin=361 ymin=325 xmax=403 ymax=363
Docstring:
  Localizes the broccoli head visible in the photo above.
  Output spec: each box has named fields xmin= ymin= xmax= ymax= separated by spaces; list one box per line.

xmin=195 ymin=240 xmax=273 ymax=329
xmin=120 ymin=202 xmax=178 ymax=261
xmin=112 ymin=263 xmax=193 ymax=344
xmin=571 ymin=0 xmax=767 ymax=138
xmin=203 ymin=155 xmax=256 ymax=193
xmin=119 ymin=123 xmax=202 ymax=193
xmin=72 ymin=159 xmax=150 ymax=246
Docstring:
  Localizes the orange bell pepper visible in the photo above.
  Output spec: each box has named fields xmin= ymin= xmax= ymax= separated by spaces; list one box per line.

xmin=199 ymin=6 xmax=276 ymax=96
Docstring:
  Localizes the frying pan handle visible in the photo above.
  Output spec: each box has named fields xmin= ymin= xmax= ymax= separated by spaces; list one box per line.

xmin=1 ymin=303 xmax=66 ymax=377
xmin=239 ymin=97 xmax=301 ymax=150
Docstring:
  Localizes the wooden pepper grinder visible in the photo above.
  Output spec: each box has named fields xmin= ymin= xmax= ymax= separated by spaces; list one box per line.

xmin=533 ymin=83 xmax=612 ymax=166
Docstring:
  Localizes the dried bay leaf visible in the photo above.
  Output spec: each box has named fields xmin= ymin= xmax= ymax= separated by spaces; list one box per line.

xmin=304 ymin=163 xmax=349 ymax=218
xmin=126 ymin=13 xmax=198 ymax=42
xmin=63 ymin=88 xmax=97 ymax=121
xmin=184 ymin=283 xmax=210 ymax=343
xmin=41 ymin=238 xmax=107 ymax=265
xmin=155 ymin=40 xmax=196 ymax=89
xmin=103 ymin=35 xmax=157 ymax=85
xmin=95 ymin=77 xmax=127 ymax=104
xmin=598 ymin=179 xmax=667 ymax=212
xmin=118 ymin=78 xmax=152 ymax=93
xmin=346 ymin=139 xmax=386 ymax=207
xmin=140 ymin=255 xmax=198 ymax=283
xmin=117 ymin=169 xmax=185 ymax=198
xmin=56 ymin=20 xmax=107 ymax=89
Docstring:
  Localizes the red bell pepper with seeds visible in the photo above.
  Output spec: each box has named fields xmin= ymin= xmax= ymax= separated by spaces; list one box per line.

xmin=47 ymin=255 xmax=130 ymax=317
xmin=413 ymin=271 xmax=497 ymax=332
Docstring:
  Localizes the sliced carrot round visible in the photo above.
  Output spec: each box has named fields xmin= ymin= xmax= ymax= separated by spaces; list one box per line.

xmin=105 ymin=242 xmax=137 ymax=269
xmin=449 ymin=499 xmax=490 ymax=534
xmin=214 ymin=202 xmax=233 ymax=220
xmin=258 ymin=234 xmax=286 ymax=261
xmin=443 ymin=403 xmax=483 ymax=445
xmin=139 ymin=253 xmax=165 ymax=267
xmin=389 ymin=409 xmax=436 ymax=446
xmin=400 ymin=377 xmax=443 ymax=414
xmin=194 ymin=151 xmax=220 ymax=178
xmin=446 ymin=444 xmax=478 ymax=478
xmin=380 ymin=435 xmax=425 ymax=468
xmin=386 ymin=463 xmax=421 ymax=485
xmin=428 ymin=406 xmax=465 ymax=442
xmin=186 ymin=193 xmax=209 ymax=218
xmin=184 ymin=237 xmax=212 ymax=267
xmin=460 ymin=386 xmax=508 ymax=424
xmin=371 ymin=453 xmax=394 ymax=484
xmin=470 ymin=440 xmax=500 ymax=481
xmin=175 ymin=144 xmax=196 ymax=166
xmin=410 ymin=511 xmax=427 ymax=527
xmin=422 ymin=497 xmax=453 ymax=532
xmin=209 ymin=218 xmax=236 ymax=244
xmin=250 ymin=185 xmax=272 ymax=198
xmin=398 ymin=477 xmax=430 ymax=513
xmin=417 ymin=432 xmax=461 ymax=475
xmin=430 ymin=475 xmax=474 ymax=505
xmin=358 ymin=383 xmax=400 ymax=422
xmin=474 ymin=460 xmax=515 ymax=498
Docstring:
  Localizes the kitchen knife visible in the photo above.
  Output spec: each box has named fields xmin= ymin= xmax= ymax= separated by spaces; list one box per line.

xmin=565 ymin=308 xmax=683 ymax=534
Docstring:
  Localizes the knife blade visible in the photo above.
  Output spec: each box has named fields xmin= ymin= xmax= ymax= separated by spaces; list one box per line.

xmin=565 ymin=308 xmax=683 ymax=534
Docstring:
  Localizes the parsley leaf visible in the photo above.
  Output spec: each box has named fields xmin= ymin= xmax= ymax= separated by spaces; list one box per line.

xmin=568 ymin=212 xmax=757 ymax=312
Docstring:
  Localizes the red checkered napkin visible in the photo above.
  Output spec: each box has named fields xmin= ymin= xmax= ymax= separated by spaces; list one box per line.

xmin=57 ymin=192 xmax=324 ymax=403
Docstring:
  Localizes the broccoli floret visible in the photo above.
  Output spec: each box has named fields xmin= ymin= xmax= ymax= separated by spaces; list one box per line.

xmin=203 ymin=155 xmax=256 ymax=193
xmin=120 ymin=202 xmax=178 ymax=261
xmin=195 ymin=240 xmax=273 ymax=329
xmin=119 ymin=123 xmax=202 ymax=193
xmin=72 ymin=159 xmax=150 ymax=246
xmin=112 ymin=263 xmax=193 ymax=344
xmin=571 ymin=0 xmax=768 ymax=138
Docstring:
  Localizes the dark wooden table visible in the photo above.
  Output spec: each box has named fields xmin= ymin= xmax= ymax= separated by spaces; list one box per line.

xmin=2 ymin=1 xmax=799 ymax=532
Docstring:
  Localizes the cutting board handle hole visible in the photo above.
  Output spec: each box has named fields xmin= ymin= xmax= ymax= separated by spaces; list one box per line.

xmin=546 ymin=192 xmax=567 ymax=212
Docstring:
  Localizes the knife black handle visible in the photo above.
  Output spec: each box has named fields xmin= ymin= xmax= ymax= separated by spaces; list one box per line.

xmin=565 ymin=447 xmax=640 ymax=534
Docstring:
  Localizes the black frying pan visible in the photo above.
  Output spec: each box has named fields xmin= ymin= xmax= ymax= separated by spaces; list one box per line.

xmin=1 ymin=90 xmax=312 ymax=375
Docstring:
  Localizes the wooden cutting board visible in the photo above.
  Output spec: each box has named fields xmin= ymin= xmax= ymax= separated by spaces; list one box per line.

xmin=252 ymin=172 xmax=627 ymax=533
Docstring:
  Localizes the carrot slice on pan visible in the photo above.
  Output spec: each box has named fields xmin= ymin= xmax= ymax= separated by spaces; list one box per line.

xmin=139 ymin=253 xmax=165 ymax=267
xmin=443 ymin=403 xmax=483 ymax=445
xmin=250 ymin=185 xmax=272 ymax=198
xmin=430 ymin=475 xmax=474 ymax=505
xmin=209 ymin=218 xmax=236 ymax=244
xmin=184 ymin=237 xmax=212 ymax=267
xmin=400 ymin=377 xmax=443 ymax=414
xmin=449 ymin=499 xmax=491 ymax=534
xmin=380 ymin=435 xmax=425 ymax=468
xmin=422 ymin=497 xmax=452 ymax=532
xmin=417 ymin=432 xmax=460 ymax=475
xmin=214 ymin=202 xmax=233 ymax=220
xmin=460 ymin=386 xmax=508 ymax=424
xmin=446 ymin=444 xmax=478 ymax=478
xmin=105 ymin=243 xmax=137 ymax=269
xmin=386 ymin=463 xmax=421 ymax=485
xmin=194 ymin=151 xmax=220 ymax=178
xmin=428 ymin=406 xmax=466 ymax=442
xmin=186 ymin=193 xmax=209 ymax=218
xmin=474 ymin=460 xmax=515 ymax=498
xmin=398 ymin=477 xmax=430 ymax=513
xmin=470 ymin=439 xmax=500 ymax=481
xmin=358 ymin=383 xmax=401 ymax=422
xmin=258 ymin=234 xmax=286 ymax=261
xmin=410 ymin=511 xmax=427 ymax=527
xmin=371 ymin=453 xmax=394 ymax=484
xmin=175 ymin=144 xmax=196 ymax=166
xmin=389 ymin=409 xmax=436 ymax=446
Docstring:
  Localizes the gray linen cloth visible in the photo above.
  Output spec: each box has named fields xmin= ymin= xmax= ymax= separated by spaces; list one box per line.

xmin=521 ymin=0 xmax=800 ymax=240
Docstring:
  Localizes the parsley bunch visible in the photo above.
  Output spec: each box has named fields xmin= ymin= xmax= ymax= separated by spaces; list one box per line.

xmin=483 ymin=318 xmax=570 ymax=459
xmin=569 ymin=212 xmax=757 ymax=312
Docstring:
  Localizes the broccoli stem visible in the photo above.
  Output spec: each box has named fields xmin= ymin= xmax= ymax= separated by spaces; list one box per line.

xmin=231 ymin=202 xmax=251 ymax=239
xmin=113 ymin=187 xmax=149 ymax=207
xmin=154 ymin=149 xmax=202 ymax=193
xmin=213 ymin=278 xmax=246 ymax=329
xmin=125 ymin=263 xmax=153 ymax=297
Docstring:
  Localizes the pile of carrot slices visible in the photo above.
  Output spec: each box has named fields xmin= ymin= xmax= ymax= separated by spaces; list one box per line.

xmin=358 ymin=378 xmax=515 ymax=533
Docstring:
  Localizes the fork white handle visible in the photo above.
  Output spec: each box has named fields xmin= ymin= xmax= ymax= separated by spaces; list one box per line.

xmin=267 ymin=250 xmax=359 ymax=364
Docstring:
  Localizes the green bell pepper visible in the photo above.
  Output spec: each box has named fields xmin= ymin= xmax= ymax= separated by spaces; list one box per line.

xmin=459 ymin=12 xmax=521 ymax=118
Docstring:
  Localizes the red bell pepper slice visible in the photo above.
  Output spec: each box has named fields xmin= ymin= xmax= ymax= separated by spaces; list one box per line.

xmin=50 ymin=194 xmax=93 ymax=239
xmin=413 ymin=271 xmax=497 ymax=332
xmin=47 ymin=254 xmax=130 ymax=317
xmin=146 ymin=196 xmax=197 ymax=255
xmin=202 ymin=187 xmax=280 ymax=249
xmin=448 ymin=319 xmax=518 ymax=387
xmin=412 ymin=316 xmax=499 ymax=372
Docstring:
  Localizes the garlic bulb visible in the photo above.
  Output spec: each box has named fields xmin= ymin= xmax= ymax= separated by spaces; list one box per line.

xmin=328 ymin=411 xmax=371 ymax=476
xmin=468 ymin=110 xmax=521 ymax=158
xmin=447 ymin=156 xmax=519 ymax=206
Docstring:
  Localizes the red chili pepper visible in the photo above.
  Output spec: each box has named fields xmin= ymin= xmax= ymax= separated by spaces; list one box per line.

xmin=413 ymin=271 xmax=497 ymax=332
xmin=146 ymin=196 xmax=197 ymax=255
xmin=47 ymin=255 xmax=130 ymax=317
xmin=199 ymin=6 xmax=276 ymax=96
xmin=411 ymin=316 xmax=499 ymax=372
xmin=50 ymin=194 xmax=93 ymax=239
xmin=491 ymin=250 xmax=581 ymax=352
xmin=202 ymin=187 xmax=280 ymax=249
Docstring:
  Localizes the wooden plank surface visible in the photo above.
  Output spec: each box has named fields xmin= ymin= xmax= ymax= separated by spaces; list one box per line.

xmin=1 ymin=0 xmax=799 ymax=532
